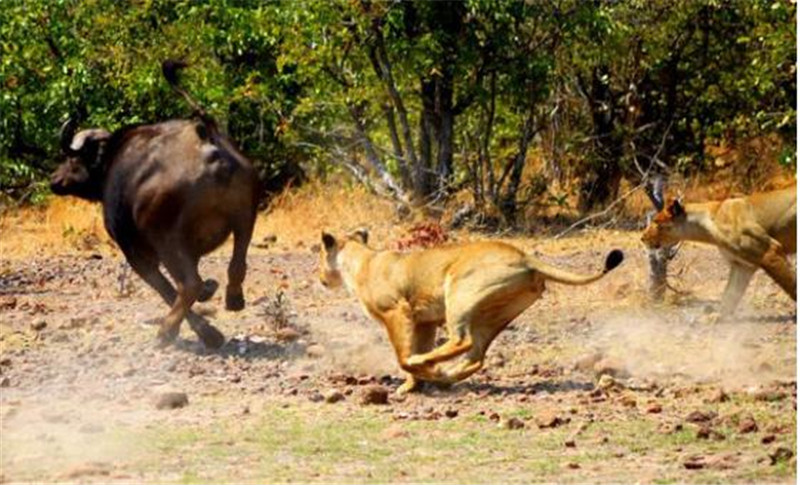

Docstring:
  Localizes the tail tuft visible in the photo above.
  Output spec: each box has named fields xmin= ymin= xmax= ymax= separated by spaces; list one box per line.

xmin=604 ymin=249 xmax=624 ymax=272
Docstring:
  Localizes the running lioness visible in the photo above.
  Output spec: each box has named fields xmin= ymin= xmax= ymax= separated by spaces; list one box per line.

xmin=319 ymin=230 xmax=624 ymax=394
xmin=641 ymin=186 xmax=796 ymax=316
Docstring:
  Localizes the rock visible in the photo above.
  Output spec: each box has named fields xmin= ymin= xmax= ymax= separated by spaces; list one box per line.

xmin=619 ymin=394 xmax=637 ymax=408
xmin=31 ymin=320 xmax=47 ymax=331
xmin=500 ymin=417 xmax=525 ymax=430
xmin=738 ymin=415 xmax=758 ymax=434
xmin=706 ymin=388 xmax=729 ymax=403
xmin=685 ymin=410 xmax=716 ymax=424
xmin=769 ymin=446 xmax=794 ymax=465
xmin=696 ymin=425 xmax=724 ymax=441
xmin=359 ymin=385 xmax=389 ymax=405
xmin=683 ymin=456 xmax=707 ymax=470
xmin=0 ymin=377 xmax=10 ymax=388
xmin=324 ymin=390 xmax=345 ymax=404
xmin=155 ymin=392 xmax=189 ymax=410
xmin=444 ymin=408 xmax=459 ymax=418
xmin=564 ymin=439 xmax=576 ymax=448
xmin=566 ymin=462 xmax=580 ymax=470
xmin=276 ymin=327 xmax=301 ymax=342
xmin=306 ymin=344 xmax=325 ymax=358
xmin=761 ymin=434 xmax=776 ymax=445
xmin=646 ymin=402 xmax=662 ymax=414
xmin=536 ymin=411 xmax=566 ymax=429
xmin=596 ymin=374 xmax=623 ymax=392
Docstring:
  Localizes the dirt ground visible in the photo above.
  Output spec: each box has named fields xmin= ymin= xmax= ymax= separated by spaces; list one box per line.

xmin=0 ymin=224 xmax=796 ymax=484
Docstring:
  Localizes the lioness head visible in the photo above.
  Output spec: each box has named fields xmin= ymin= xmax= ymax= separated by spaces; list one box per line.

xmin=319 ymin=229 xmax=369 ymax=289
xmin=641 ymin=199 xmax=686 ymax=248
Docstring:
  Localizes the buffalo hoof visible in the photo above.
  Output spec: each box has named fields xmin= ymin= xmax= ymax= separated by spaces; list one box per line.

xmin=194 ymin=323 xmax=226 ymax=349
xmin=198 ymin=279 xmax=219 ymax=302
xmin=156 ymin=324 xmax=180 ymax=348
xmin=225 ymin=290 xmax=245 ymax=311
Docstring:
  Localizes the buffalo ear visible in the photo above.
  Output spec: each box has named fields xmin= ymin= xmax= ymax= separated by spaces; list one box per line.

xmin=353 ymin=228 xmax=369 ymax=244
xmin=321 ymin=232 xmax=337 ymax=251
xmin=668 ymin=199 xmax=686 ymax=219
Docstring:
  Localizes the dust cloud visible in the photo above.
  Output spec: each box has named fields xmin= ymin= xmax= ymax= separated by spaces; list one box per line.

xmin=583 ymin=308 xmax=795 ymax=387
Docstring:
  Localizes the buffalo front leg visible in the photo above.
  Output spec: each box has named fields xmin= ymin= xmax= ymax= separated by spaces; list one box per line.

xmin=226 ymin=217 xmax=255 ymax=311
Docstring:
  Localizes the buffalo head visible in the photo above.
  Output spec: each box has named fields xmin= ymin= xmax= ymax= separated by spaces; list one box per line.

xmin=50 ymin=119 xmax=111 ymax=200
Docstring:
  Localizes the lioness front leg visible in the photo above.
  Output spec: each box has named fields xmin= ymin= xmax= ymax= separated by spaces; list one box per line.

xmin=719 ymin=262 xmax=757 ymax=317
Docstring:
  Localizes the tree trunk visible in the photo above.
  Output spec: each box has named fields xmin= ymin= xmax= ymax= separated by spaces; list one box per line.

xmin=645 ymin=175 xmax=676 ymax=301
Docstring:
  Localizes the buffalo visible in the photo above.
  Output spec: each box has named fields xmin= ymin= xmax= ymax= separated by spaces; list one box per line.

xmin=50 ymin=60 xmax=259 ymax=348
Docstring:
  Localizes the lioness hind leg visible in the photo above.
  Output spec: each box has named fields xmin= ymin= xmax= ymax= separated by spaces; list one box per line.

xmin=760 ymin=243 xmax=796 ymax=300
xmin=719 ymin=263 xmax=757 ymax=316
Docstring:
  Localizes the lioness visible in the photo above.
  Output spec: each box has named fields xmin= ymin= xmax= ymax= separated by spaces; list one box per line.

xmin=319 ymin=230 xmax=624 ymax=394
xmin=641 ymin=187 xmax=796 ymax=316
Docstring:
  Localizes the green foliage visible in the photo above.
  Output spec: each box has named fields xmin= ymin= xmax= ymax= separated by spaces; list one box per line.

xmin=0 ymin=0 xmax=795 ymax=209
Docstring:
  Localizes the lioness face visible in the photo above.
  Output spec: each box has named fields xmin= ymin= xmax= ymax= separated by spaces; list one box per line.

xmin=641 ymin=199 xmax=685 ymax=248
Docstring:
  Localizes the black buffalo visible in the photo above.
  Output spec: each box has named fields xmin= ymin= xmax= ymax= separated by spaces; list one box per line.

xmin=51 ymin=60 xmax=258 ymax=348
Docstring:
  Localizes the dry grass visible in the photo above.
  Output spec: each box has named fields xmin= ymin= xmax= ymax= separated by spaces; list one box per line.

xmin=0 ymin=197 xmax=115 ymax=260
xmin=254 ymin=180 xmax=407 ymax=251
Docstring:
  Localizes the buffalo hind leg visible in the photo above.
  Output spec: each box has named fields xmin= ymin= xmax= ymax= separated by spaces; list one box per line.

xmin=226 ymin=215 xmax=255 ymax=311
xmin=127 ymin=250 xmax=225 ymax=349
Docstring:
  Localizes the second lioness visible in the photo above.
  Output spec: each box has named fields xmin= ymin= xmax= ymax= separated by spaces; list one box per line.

xmin=319 ymin=230 xmax=623 ymax=394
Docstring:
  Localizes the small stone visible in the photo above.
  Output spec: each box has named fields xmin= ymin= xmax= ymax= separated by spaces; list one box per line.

xmin=685 ymin=410 xmax=716 ymax=424
xmin=324 ymin=390 xmax=345 ymax=404
xmin=566 ymin=462 xmax=580 ymax=470
xmin=536 ymin=411 xmax=566 ymax=429
xmin=155 ymin=392 xmax=188 ymax=410
xmin=646 ymin=403 xmax=662 ymax=414
xmin=596 ymin=374 xmax=623 ymax=392
xmin=619 ymin=394 xmax=637 ymax=408
xmin=31 ymin=320 xmax=47 ymax=331
xmin=564 ymin=439 xmax=576 ymax=448
xmin=706 ymin=388 xmax=729 ymax=403
xmin=769 ymin=446 xmax=794 ymax=465
xmin=445 ymin=409 xmax=458 ymax=418
xmin=359 ymin=385 xmax=389 ymax=405
xmin=276 ymin=327 xmax=301 ymax=342
xmin=738 ymin=415 xmax=758 ymax=434
xmin=761 ymin=434 xmax=776 ymax=445
xmin=696 ymin=425 xmax=725 ymax=441
xmin=308 ymin=391 xmax=324 ymax=403
xmin=500 ymin=417 xmax=525 ymax=430
xmin=0 ymin=377 xmax=10 ymax=388
xmin=684 ymin=456 xmax=706 ymax=470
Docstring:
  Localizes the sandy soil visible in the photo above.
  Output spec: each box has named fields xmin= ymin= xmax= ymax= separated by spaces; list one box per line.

xmin=0 ymin=229 xmax=796 ymax=483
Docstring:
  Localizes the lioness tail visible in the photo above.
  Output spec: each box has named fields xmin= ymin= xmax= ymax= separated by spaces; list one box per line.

xmin=527 ymin=249 xmax=624 ymax=285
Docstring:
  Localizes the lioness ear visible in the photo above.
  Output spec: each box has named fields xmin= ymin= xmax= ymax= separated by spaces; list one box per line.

xmin=668 ymin=199 xmax=686 ymax=219
xmin=321 ymin=232 xmax=336 ymax=251
xmin=353 ymin=228 xmax=369 ymax=244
